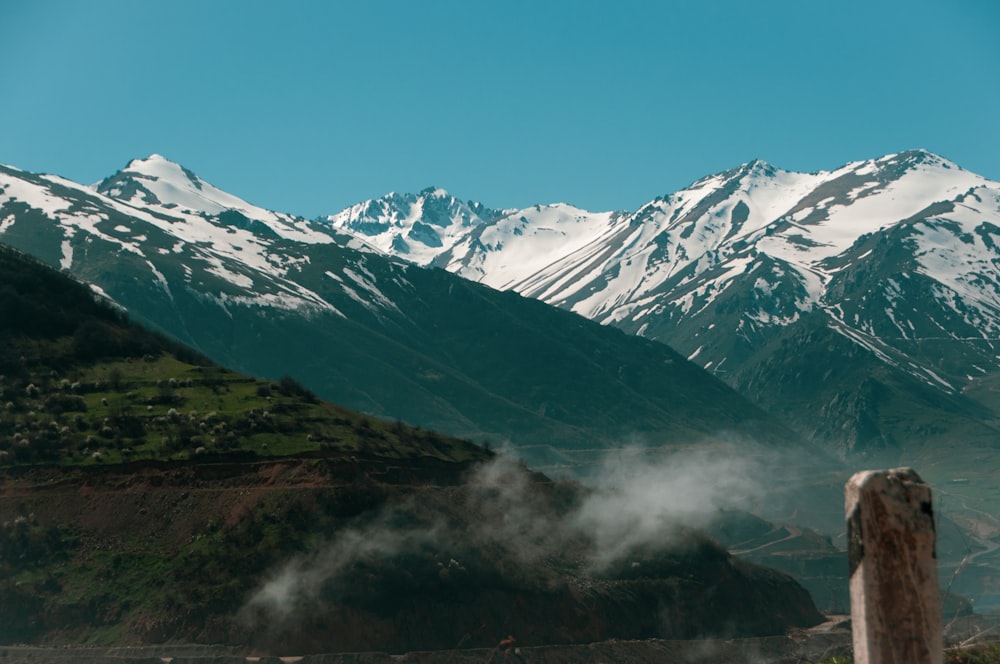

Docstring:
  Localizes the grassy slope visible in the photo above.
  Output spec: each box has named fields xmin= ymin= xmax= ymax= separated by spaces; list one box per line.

xmin=0 ymin=353 xmax=482 ymax=467
xmin=0 ymin=243 xmax=484 ymax=467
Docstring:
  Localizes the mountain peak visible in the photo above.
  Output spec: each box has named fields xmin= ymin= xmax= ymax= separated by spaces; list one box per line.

xmin=418 ymin=186 xmax=451 ymax=198
xmin=898 ymin=148 xmax=956 ymax=169
xmin=898 ymin=148 xmax=937 ymax=160
xmin=693 ymin=159 xmax=783 ymax=190
xmin=874 ymin=149 xmax=958 ymax=170
xmin=136 ymin=152 xmax=171 ymax=164
xmin=123 ymin=153 xmax=179 ymax=170
xmin=121 ymin=153 xmax=200 ymax=185
xmin=741 ymin=158 xmax=779 ymax=178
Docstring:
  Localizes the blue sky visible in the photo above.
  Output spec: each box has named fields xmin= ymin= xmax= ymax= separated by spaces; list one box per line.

xmin=2 ymin=0 xmax=998 ymax=217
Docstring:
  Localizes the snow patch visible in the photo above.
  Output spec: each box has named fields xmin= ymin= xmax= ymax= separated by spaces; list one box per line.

xmin=59 ymin=238 xmax=73 ymax=270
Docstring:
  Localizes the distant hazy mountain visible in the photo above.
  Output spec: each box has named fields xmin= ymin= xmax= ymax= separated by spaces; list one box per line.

xmin=0 ymin=156 xmax=800 ymax=472
xmin=326 ymin=150 xmax=1000 ymax=463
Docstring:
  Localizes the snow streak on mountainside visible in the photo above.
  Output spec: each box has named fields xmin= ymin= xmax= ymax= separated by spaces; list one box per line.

xmin=432 ymin=204 xmax=630 ymax=292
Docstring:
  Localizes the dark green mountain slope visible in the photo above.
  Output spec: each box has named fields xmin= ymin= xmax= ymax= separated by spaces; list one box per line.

xmin=0 ymin=243 xmax=824 ymax=651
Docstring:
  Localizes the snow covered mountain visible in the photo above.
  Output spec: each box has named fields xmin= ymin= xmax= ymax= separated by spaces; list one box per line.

xmin=0 ymin=154 xmax=360 ymax=315
xmin=325 ymin=187 xmax=508 ymax=264
xmin=0 ymin=155 xmax=797 ymax=469
xmin=325 ymin=191 xmax=630 ymax=291
xmin=326 ymin=150 xmax=1000 ymax=459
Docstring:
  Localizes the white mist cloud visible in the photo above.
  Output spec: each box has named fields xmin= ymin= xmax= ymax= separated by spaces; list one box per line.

xmin=246 ymin=508 xmax=441 ymax=619
xmin=571 ymin=445 xmax=763 ymax=568
xmin=463 ymin=454 xmax=571 ymax=564
xmin=243 ymin=443 xmax=767 ymax=623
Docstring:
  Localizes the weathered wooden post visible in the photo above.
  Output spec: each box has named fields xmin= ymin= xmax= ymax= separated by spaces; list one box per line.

xmin=846 ymin=467 xmax=942 ymax=664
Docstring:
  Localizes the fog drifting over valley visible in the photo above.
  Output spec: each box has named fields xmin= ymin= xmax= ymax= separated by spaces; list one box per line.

xmin=243 ymin=444 xmax=769 ymax=624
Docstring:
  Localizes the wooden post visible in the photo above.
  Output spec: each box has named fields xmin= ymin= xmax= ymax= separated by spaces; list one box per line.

xmin=846 ymin=468 xmax=942 ymax=664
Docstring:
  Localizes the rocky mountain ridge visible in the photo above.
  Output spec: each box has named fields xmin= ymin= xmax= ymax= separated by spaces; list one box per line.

xmin=324 ymin=150 xmax=1000 ymax=460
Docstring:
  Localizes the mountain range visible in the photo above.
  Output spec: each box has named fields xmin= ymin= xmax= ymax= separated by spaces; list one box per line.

xmin=0 ymin=155 xmax=805 ymax=473
xmin=326 ymin=150 xmax=1000 ymax=464
xmin=3 ymin=150 xmax=1000 ymax=611
xmin=322 ymin=151 xmax=1000 ymax=610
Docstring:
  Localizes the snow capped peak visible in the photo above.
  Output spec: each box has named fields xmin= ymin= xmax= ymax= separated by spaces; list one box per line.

xmin=848 ymin=149 xmax=970 ymax=181
xmin=681 ymin=158 xmax=788 ymax=197
xmin=324 ymin=187 xmax=507 ymax=263
xmin=742 ymin=158 xmax=777 ymax=174
xmin=90 ymin=157 xmax=339 ymax=246
xmin=889 ymin=148 xmax=941 ymax=162
xmin=729 ymin=159 xmax=788 ymax=189
xmin=128 ymin=153 xmax=174 ymax=167
xmin=121 ymin=153 xmax=198 ymax=183
xmin=897 ymin=149 xmax=966 ymax=173
xmin=97 ymin=155 xmax=237 ymax=214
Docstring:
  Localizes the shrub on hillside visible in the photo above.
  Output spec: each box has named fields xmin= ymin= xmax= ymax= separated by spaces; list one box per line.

xmin=278 ymin=375 xmax=318 ymax=403
xmin=44 ymin=394 xmax=87 ymax=415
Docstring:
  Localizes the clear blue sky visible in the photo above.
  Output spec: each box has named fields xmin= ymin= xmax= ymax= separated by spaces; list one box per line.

xmin=2 ymin=0 xmax=998 ymax=217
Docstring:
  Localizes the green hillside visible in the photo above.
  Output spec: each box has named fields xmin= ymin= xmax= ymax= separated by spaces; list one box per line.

xmin=0 ymin=243 xmax=824 ymax=652
xmin=0 ymin=244 xmax=484 ymax=467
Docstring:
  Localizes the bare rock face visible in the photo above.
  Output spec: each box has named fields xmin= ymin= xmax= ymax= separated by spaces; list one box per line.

xmin=846 ymin=468 xmax=942 ymax=664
